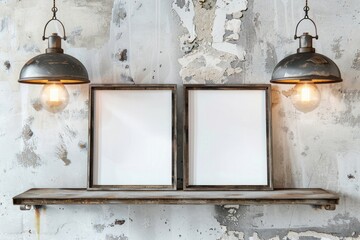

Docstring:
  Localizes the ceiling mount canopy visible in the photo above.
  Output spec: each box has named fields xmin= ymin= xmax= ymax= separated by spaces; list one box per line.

xmin=18 ymin=0 xmax=89 ymax=85
xmin=270 ymin=0 xmax=342 ymax=84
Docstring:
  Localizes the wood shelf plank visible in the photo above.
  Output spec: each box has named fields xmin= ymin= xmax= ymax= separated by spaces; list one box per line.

xmin=13 ymin=188 xmax=339 ymax=210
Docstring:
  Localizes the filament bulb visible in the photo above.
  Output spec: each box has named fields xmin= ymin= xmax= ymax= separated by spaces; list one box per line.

xmin=291 ymin=83 xmax=321 ymax=113
xmin=40 ymin=82 xmax=69 ymax=113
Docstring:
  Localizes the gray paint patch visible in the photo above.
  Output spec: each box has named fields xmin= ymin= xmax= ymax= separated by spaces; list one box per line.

xmin=254 ymin=12 xmax=261 ymax=28
xmin=120 ymin=74 xmax=134 ymax=83
xmin=351 ymin=50 xmax=360 ymax=70
xmin=31 ymin=99 xmax=43 ymax=111
xmin=328 ymin=213 xmax=360 ymax=236
xmin=93 ymin=224 xmax=106 ymax=233
xmin=59 ymin=108 xmax=88 ymax=120
xmin=105 ymin=234 xmax=128 ymax=240
xmin=113 ymin=2 xmax=127 ymax=27
xmin=72 ymin=90 xmax=81 ymax=98
xmin=0 ymin=17 xmax=8 ymax=32
xmin=17 ymin=145 xmax=41 ymax=168
xmin=17 ymin=117 xmax=41 ymax=168
xmin=22 ymin=44 xmax=40 ymax=53
xmin=56 ymin=144 xmax=71 ymax=166
xmin=223 ymin=30 xmax=235 ymax=42
xmin=175 ymin=0 xmax=186 ymax=9
xmin=22 ymin=124 xmax=33 ymax=141
xmin=331 ymin=37 xmax=344 ymax=59
xmin=299 ymin=237 xmax=320 ymax=240
xmin=265 ymin=42 xmax=277 ymax=73
xmin=67 ymin=27 xmax=83 ymax=46
xmin=333 ymin=89 xmax=360 ymax=127
xmin=3 ymin=61 xmax=10 ymax=70
xmin=64 ymin=125 xmax=78 ymax=141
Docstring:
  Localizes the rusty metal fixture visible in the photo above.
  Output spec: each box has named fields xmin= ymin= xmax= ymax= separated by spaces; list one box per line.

xmin=19 ymin=205 xmax=32 ymax=211
xmin=270 ymin=0 xmax=342 ymax=84
xmin=18 ymin=0 xmax=89 ymax=84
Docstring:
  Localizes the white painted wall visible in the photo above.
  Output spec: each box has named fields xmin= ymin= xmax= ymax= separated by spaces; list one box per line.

xmin=0 ymin=0 xmax=360 ymax=239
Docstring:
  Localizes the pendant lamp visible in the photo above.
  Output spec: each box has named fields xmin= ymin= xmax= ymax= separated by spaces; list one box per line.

xmin=270 ymin=0 xmax=342 ymax=113
xmin=18 ymin=0 xmax=90 ymax=113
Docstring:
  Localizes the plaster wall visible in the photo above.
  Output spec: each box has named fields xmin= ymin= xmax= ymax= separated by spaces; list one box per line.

xmin=0 ymin=0 xmax=359 ymax=239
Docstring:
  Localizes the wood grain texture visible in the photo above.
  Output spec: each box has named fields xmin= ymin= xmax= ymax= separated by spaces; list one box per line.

xmin=13 ymin=188 xmax=338 ymax=208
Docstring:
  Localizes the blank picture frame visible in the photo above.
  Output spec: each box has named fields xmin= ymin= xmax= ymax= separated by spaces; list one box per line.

xmin=88 ymin=84 xmax=177 ymax=190
xmin=184 ymin=84 xmax=272 ymax=190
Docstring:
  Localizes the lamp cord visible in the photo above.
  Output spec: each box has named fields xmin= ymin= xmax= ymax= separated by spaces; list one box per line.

xmin=304 ymin=0 xmax=309 ymax=19
xmin=51 ymin=0 xmax=58 ymax=20
xmin=294 ymin=0 xmax=318 ymax=40
xmin=42 ymin=0 xmax=67 ymax=40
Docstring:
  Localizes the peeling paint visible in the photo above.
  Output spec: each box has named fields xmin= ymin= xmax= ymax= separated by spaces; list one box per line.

xmin=116 ymin=49 xmax=128 ymax=62
xmin=348 ymin=174 xmax=355 ymax=179
xmin=114 ymin=219 xmax=126 ymax=226
xmin=180 ymin=35 xmax=198 ymax=54
xmin=1 ymin=0 xmax=360 ymax=239
xmin=200 ymin=0 xmax=216 ymax=10
xmin=174 ymin=0 xmax=246 ymax=83
xmin=211 ymin=0 xmax=247 ymax=59
xmin=215 ymin=205 xmax=360 ymax=239
xmin=173 ymin=0 xmax=196 ymax=41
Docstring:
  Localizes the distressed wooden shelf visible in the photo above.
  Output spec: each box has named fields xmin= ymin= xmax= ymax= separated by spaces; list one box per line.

xmin=13 ymin=188 xmax=339 ymax=211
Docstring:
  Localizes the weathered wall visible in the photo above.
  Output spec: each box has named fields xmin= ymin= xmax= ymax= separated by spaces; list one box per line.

xmin=0 ymin=0 xmax=359 ymax=239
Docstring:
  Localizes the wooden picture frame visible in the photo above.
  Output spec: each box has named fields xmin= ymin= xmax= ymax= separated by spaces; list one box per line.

xmin=183 ymin=84 xmax=272 ymax=190
xmin=88 ymin=84 xmax=177 ymax=190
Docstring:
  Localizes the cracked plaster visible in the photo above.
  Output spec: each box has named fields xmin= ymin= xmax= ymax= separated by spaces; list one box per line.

xmin=0 ymin=0 xmax=359 ymax=239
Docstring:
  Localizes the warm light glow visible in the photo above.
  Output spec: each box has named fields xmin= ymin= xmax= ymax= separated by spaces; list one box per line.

xmin=291 ymin=83 xmax=321 ymax=113
xmin=40 ymin=83 xmax=69 ymax=113
xmin=49 ymin=87 xmax=60 ymax=102
xmin=300 ymin=86 xmax=311 ymax=102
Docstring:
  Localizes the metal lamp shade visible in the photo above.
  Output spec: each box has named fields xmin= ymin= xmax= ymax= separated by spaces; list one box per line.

xmin=19 ymin=52 xmax=89 ymax=84
xmin=270 ymin=51 xmax=342 ymax=84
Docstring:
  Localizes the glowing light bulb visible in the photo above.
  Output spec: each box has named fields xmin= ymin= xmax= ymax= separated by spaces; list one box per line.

xmin=40 ymin=83 xmax=69 ymax=113
xmin=291 ymin=83 xmax=321 ymax=113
